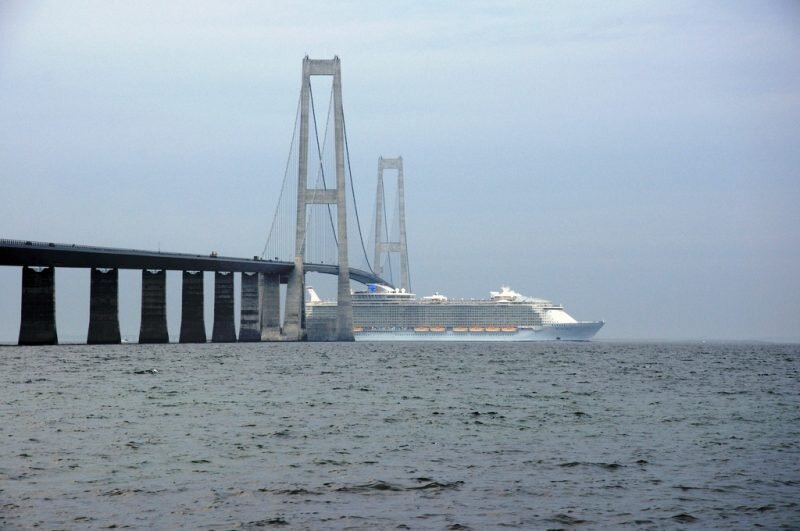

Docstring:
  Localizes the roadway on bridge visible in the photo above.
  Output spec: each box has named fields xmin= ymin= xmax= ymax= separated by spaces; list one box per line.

xmin=0 ymin=239 xmax=388 ymax=286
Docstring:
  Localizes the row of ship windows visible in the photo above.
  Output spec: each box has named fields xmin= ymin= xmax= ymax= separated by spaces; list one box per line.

xmin=309 ymin=311 xmax=544 ymax=326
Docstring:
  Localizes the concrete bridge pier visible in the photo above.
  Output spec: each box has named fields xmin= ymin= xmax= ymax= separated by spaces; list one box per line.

xmin=179 ymin=271 xmax=206 ymax=343
xmin=139 ymin=269 xmax=169 ymax=343
xmin=18 ymin=266 xmax=58 ymax=345
xmin=238 ymin=272 xmax=260 ymax=342
xmin=282 ymin=263 xmax=304 ymax=341
xmin=212 ymin=271 xmax=236 ymax=342
xmin=261 ymin=272 xmax=282 ymax=341
xmin=87 ymin=268 xmax=121 ymax=344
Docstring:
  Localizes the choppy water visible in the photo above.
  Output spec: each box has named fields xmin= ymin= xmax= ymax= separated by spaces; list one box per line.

xmin=1 ymin=341 xmax=798 ymax=530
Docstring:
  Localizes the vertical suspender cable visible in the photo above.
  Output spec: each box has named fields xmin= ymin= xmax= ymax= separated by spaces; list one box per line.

xmin=262 ymin=94 xmax=302 ymax=260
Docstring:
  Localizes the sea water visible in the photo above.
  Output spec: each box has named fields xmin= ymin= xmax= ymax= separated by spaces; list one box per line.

xmin=1 ymin=341 xmax=798 ymax=529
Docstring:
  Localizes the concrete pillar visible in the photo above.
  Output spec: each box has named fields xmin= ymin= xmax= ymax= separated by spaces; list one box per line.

xmin=260 ymin=273 xmax=281 ymax=341
xmin=332 ymin=58 xmax=354 ymax=341
xmin=283 ymin=56 xmax=312 ymax=341
xmin=397 ymin=157 xmax=410 ymax=294
xmin=238 ymin=272 xmax=260 ymax=342
xmin=374 ymin=160 xmax=385 ymax=274
xmin=179 ymin=271 xmax=206 ymax=343
xmin=87 ymin=268 xmax=121 ymax=344
xmin=283 ymin=264 xmax=304 ymax=340
xmin=18 ymin=266 xmax=58 ymax=345
xmin=212 ymin=271 xmax=236 ymax=342
xmin=139 ymin=269 xmax=169 ymax=343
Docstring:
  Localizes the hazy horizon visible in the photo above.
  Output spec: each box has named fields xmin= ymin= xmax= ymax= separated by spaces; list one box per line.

xmin=1 ymin=1 xmax=799 ymax=343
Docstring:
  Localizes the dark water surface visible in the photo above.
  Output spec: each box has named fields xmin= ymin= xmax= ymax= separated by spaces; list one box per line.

xmin=1 ymin=342 xmax=798 ymax=529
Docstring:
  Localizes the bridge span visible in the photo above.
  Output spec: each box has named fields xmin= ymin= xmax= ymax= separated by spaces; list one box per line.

xmin=0 ymin=240 xmax=386 ymax=286
xmin=0 ymin=239 xmax=389 ymax=346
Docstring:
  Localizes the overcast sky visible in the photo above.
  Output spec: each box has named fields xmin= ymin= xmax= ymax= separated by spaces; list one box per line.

xmin=1 ymin=1 xmax=798 ymax=342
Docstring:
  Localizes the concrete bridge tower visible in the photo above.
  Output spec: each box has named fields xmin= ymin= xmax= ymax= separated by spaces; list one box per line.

xmin=283 ymin=56 xmax=354 ymax=341
xmin=373 ymin=156 xmax=410 ymax=292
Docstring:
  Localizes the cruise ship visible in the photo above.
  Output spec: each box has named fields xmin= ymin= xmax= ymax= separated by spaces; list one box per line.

xmin=306 ymin=284 xmax=604 ymax=341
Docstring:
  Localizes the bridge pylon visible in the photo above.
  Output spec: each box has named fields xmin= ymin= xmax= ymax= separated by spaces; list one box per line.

xmin=373 ymin=156 xmax=410 ymax=292
xmin=283 ymin=56 xmax=354 ymax=341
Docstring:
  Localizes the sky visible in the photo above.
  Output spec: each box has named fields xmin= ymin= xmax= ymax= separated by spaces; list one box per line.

xmin=1 ymin=0 xmax=799 ymax=342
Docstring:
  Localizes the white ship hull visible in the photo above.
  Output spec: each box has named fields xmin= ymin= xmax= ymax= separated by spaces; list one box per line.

xmin=354 ymin=321 xmax=604 ymax=342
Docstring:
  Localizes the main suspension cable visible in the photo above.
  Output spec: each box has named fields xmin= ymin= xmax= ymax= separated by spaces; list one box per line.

xmin=341 ymin=108 xmax=374 ymax=274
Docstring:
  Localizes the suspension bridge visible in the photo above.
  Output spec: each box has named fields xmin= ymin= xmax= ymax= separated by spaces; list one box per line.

xmin=0 ymin=56 xmax=411 ymax=345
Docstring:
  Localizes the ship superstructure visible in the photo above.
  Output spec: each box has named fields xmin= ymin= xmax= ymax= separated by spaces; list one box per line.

xmin=306 ymin=284 xmax=603 ymax=341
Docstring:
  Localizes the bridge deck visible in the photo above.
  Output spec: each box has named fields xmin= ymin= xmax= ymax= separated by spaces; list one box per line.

xmin=0 ymin=239 xmax=387 ymax=286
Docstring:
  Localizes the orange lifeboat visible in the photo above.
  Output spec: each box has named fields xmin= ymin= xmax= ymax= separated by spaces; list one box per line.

xmin=501 ymin=327 xmax=518 ymax=332
xmin=453 ymin=327 xmax=468 ymax=332
xmin=414 ymin=326 xmax=430 ymax=332
xmin=469 ymin=327 xmax=485 ymax=332
xmin=486 ymin=327 xmax=501 ymax=332
xmin=430 ymin=326 xmax=446 ymax=332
